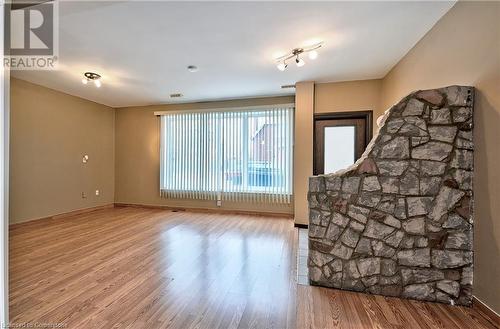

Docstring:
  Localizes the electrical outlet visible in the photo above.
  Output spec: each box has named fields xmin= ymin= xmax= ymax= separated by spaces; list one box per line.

xmin=216 ymin=200 xmax=222 ymax=207
xmin=95 ymin=190 xmax=100 ymax=196
xmin=81 ymin=192 xmax=87 ymax=199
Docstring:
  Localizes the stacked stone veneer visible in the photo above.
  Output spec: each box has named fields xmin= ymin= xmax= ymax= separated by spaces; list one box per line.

xmin=308 ymin=86 xmax=474 ymax=306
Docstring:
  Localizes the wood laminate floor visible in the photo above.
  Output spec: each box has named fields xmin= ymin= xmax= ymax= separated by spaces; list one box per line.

xmin=9 ymin=207 xmax=499 ymax=329
xmin=297 ymin=285 xmax=499 ymax=329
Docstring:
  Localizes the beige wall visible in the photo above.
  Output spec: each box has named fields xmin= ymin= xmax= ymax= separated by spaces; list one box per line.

xmin=114 ymin=95 xmax=295 ymax=215
xmin=10 ymin=78 xmax=115 ymax=224
xmin=380 ymin=1 xmax=500 ymax=312
xmin=315 ymin=79 xmax=383 ymax=124
xmin=294 ymin=82 xmax=315 ymax=225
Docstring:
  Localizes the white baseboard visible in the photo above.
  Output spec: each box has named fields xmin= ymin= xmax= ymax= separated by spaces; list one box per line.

xmin=473 ymin=296 xmax=500 ymax=324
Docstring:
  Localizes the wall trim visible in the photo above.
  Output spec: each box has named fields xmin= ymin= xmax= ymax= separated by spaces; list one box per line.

xmin=473 ymin=296 xmax=500 ymax=326
xmin=9 ymin=204 xmax=114 ymax=228
xmin=114 ymin=202 xmax=294 ymax=218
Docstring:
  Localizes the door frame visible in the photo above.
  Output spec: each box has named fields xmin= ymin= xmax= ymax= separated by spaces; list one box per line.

xmin=313 ymin=110 xmax=373 ymax=176
xmin=0 ymin=1 xmax=9 ymax=323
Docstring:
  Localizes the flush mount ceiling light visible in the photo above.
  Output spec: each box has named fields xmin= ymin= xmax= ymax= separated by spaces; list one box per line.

xmin=275 ymin=42 xmax=323 ymax=71
xmin=81 ymin=72 xmax=102 ymax=88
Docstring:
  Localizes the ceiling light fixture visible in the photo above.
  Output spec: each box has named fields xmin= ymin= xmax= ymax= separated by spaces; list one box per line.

xmin=277 ymin=61 xmax=288 ymax=71
xmin=275 ymin=41 xmax=323 ymax=71
xmin=82 ymin=72 xmax=102 ymax=88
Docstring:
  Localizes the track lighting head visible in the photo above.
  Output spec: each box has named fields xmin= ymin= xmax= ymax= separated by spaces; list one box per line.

xmin=277 ymin=61 xmax=288 ymax=71
xmin=295 ymin=56 xmax=305 ymax=67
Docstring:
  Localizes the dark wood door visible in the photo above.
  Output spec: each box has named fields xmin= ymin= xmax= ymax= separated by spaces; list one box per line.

xmin=314 ymin=112 xmax=372 ymax=175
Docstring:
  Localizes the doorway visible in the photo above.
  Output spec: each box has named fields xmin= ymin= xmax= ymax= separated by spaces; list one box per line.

xmin=314 ymin=111 xmax=372 ymax=175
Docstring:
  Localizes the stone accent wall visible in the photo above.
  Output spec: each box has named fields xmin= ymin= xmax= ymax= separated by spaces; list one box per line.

xmin=308 ymin=86 xmax=474 ymax=306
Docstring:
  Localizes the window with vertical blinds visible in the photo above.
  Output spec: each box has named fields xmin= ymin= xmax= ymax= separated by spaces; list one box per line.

xmin=159 ymin=105 xmax=294 ymax=204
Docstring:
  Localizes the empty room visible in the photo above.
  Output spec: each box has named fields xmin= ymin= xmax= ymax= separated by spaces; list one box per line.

xmin=0 ymin=0 xmax=499 ymax=328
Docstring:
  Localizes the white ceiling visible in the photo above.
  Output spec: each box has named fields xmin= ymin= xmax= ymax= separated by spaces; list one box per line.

xmin=12 ymin=1 xmax=455 ymax=108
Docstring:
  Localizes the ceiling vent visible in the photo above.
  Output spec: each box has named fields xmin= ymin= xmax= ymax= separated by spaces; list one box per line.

xmin=281 ymin=84 xmax=296 ymax=89
xmin=170 ymin=93 xmax=183 ymax=98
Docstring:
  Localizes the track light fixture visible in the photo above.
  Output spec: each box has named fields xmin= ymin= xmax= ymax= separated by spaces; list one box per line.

xmin=275 ymin=41 xmax=322 ymax=71
xmin=82 ymin=72 xmax=102 ymax=88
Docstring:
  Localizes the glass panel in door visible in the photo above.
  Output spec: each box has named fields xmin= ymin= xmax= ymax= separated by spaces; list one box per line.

xmin=323 ymin=126 xmax=355 ymax=174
